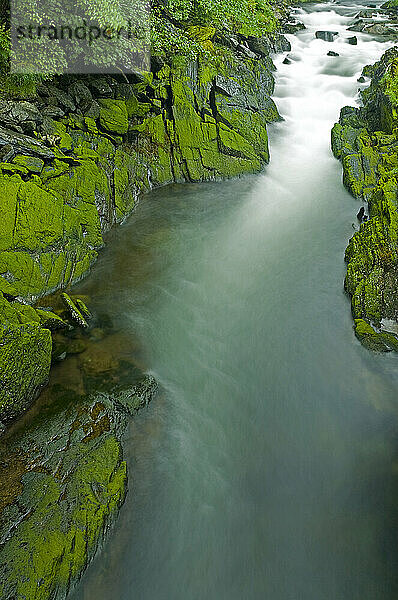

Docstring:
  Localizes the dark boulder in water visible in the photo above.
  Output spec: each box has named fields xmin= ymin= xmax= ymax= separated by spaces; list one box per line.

xmin=315 ymin=31 xmax=338 ymax=42
xmin=357 ymin=206 xmax=365 ymax=221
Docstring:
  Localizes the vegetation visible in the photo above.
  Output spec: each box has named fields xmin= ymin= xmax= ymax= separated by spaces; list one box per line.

xmin=151 ymin=0 xmax=284 ymax=56
xmin=0 ymin=0 xmax=286 ymax=97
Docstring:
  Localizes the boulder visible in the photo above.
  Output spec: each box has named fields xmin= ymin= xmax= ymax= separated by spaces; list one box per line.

xmin=69 ymin=82 xmax=93 ymax=113
xmin=13 ymin=154 xmax=44 ymax=173
xmin=61 ymin=293 xmax=90 ymax=328
xmin=315 ymin=31 xmax=338 ymax=41
xmin=0 ymin=125 xmax=55 ymax=160
xmin=0 ymin=321 xmax=51 ymax=422
xmin=98 ymin=99 xmax=129 ymax=135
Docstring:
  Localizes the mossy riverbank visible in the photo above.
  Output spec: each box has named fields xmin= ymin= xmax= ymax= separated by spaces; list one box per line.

xmin=332 ymin=42 xmax=398 ymax=351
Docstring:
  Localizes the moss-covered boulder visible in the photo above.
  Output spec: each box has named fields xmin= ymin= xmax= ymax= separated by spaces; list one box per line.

xmin=0 ymin=374 xmax=157 ymax=600
xmin=333 ymin=46 xmax=398 ymax=350
xmin=98 ymin=99 xmax=129 ymax=134
xmin=0 ymin=320 xmax=51 ymax=422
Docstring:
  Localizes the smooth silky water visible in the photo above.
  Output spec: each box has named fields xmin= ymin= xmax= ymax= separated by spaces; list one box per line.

xmin=72 ymin=2 xmax=398 ymax=598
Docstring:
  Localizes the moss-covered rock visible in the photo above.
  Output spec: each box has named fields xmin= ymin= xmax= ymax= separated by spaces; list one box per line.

xmin=333 ymin=46 xmax=398 ymax=350
xmin=0 ymin=318 xmax=51 ymax=422
xmin=98 ymin=99 xmax=129 ymax=134
xmin=0 ymin=374 xmax=157 ymax=600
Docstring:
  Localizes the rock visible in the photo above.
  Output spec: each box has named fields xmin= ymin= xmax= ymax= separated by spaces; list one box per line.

xmin=333 ymin=46 xmax=398 ymax=349
xmin=80 ymin=344 xmax=119 ymax=377
xmin=236 ymin=44 xmax=258 ymax=59
xmin=347 ymin=36 xmax=358 ymax=45
xmin=0 ymin=144 xmax=14 ymax=162
xmin=12 ymin=154 xmax=44 ymax=173
xmin=0 ymin=101 xmax=43 ymax=131
xmin=327 ymin=51 xmax=340 ymax=56
xmin=84 ymin=100 xmax=100 ymax=119
xmin=61 ymin=293 xmax=89 ymax=328
xmin=98 ymin=99 xmax=129 ymax=135
xmin=0 ymin=321 xmax=51 ymax=422
xmin=35 ymin=309 xmax=70 ymax=331
xmin=0 ymin=375 xmax=157 ymax=600
xmin=315 ymin=31 xmax=338 ymax=41
xmin=357 ymin=76 xmax=366 ymax=83
xmin=41 ymin=85 xmax=76 ymax=112
xmin=69 ymin=82 xmax=93 ymax=113
xmin=348 ymin=20 xmax=366 ymax=32
xmin=87 ymin=77 xmax=114 ymax=98
xmin=354 ymin=319 xmax=398 ymax=352
xmin=355 ymin=9 xmax=378 ymax=17
xmin=357 ymin=206 xmax=365 ymax=221
xmin=283 ymin=57 xmax=292 ymax=64
xmin=284 ymin=21 xmax=306 ymax=33
xmin=42 ymin=106 xmax=65 ymax=119
xmin=0 ymin=125 xmax=55 ymax=159
xmin=364 ymin=23 xmax=394 ymax=35
xmin=11 ymin=102 xmax=43 ymax=125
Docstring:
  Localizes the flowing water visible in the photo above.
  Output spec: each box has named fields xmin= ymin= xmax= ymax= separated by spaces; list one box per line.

xmin=72 ymin=2 xmax=398 ymax=598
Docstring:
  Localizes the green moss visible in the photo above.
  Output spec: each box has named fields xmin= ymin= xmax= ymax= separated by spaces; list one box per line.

xmin=354 ymin=318 xmax=398 ymax=352
xmin=14 ymin=181 xmax=64 ymax=252
xmin=0 ymin=434 xmax=127 ymax=600
xmin=0 ymin=318 xmax=52 ymax=421
xmin=61 ymin=292 xmax=89 ymax=328
xmin=0 ymin=175 xmax=21 ymax=252
xmin=13 ymin=155 xmax=44 ymax=173
xmin=98 ymin=99 xmax=129 ymax=135
xmin=342 ymin=153 xmax=365 ymax=197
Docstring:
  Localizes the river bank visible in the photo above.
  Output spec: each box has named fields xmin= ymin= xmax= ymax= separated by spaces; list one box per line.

xmin=0 ymin=12 xmax=292 ymax=426
xmin=332 ymin=36 xmax=398 ymax=350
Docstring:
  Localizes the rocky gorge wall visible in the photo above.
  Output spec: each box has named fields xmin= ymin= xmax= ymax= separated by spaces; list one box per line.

xmin=0 ymin=30 xmax=290 ymax=425
xmin=332 ymin=26 xmax=398 ymax=351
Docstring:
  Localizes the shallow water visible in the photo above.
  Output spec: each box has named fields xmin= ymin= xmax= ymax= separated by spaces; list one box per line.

xmin=72 ymin=3 xmax=398 ymax=598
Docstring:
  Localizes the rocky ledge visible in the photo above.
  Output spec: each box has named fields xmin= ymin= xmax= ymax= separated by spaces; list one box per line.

xmin=332 ymin=45 xmax=398 ymax=351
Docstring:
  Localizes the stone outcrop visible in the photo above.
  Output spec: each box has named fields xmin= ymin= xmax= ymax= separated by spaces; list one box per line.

xmin=332 ymin=46 xmax=398 ymax=350
xmin=0 ymin=373 xmax=157 ymax=600
xmin=0 ymin=30 xmax=287 ymax=423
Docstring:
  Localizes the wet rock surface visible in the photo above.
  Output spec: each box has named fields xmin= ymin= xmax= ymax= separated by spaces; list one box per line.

xmin=332 ymin=43 xmax=398 ymax=350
